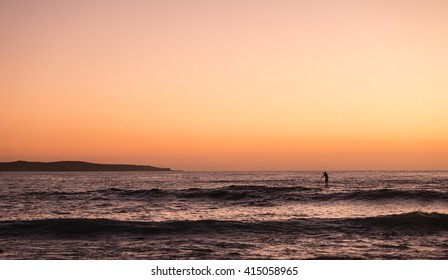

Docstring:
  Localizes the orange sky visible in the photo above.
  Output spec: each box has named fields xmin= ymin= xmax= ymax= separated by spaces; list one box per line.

xmin=1 ymin=0 xmax=447 ymax=170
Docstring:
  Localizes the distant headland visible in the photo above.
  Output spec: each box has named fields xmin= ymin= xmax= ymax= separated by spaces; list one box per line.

xmin=0 ymin=161 xmax=171 ymax=172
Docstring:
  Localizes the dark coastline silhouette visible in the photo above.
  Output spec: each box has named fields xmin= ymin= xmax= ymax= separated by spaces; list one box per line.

xmin=0 ymin=161 xmax=171 ymax=172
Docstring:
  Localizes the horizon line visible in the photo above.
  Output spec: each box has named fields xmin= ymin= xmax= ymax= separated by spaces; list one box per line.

xmin=1 ymin=160 xmax=446 ymax=172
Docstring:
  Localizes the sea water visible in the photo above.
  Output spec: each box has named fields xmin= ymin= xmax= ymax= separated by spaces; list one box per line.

xmin=0 ymin=171 xmax=447 ymax=259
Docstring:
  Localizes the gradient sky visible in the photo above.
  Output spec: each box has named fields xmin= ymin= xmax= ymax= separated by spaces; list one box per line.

xmin=1 ymin=0 xmax=447 ymax=170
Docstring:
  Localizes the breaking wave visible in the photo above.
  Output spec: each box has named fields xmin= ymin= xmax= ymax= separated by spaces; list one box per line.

xmin=13 ymin=186 xmax=448 ymax=203
xmin=1 ymin=212 xmax=447 ymax=237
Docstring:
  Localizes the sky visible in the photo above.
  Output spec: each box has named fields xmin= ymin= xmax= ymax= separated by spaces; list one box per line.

xmin=1 ymin=0 xmax=447 ymax=170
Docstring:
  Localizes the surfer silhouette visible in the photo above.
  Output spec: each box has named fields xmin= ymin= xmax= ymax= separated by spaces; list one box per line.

xmin=321 ymin=172 xmax=329 ymax=186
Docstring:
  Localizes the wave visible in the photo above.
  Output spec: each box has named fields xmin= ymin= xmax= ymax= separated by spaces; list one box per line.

xmin=8 ymin=186 xmax=448 ymax=204
xmin=177 ymin=185 xmax=312 ymax=201
xmin=353 ymin=211 xmax=448 ymax=230
xmin=311 ymin=189 xmax=448 ymax=202
xmin=209 ymin=179 xmax=295 ymax=184
xmin=1 ymin=212 xmax=447 ymax=237
xmin=14 ymin=185 xmax=312 ymax=202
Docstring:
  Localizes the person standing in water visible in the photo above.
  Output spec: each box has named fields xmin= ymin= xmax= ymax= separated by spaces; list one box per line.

xmin=321 ymin=171 xmax=329 ymax=186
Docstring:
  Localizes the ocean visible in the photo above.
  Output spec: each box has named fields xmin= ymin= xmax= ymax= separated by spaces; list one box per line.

xmin=0 ymin=171 xmax=447 ymax=259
